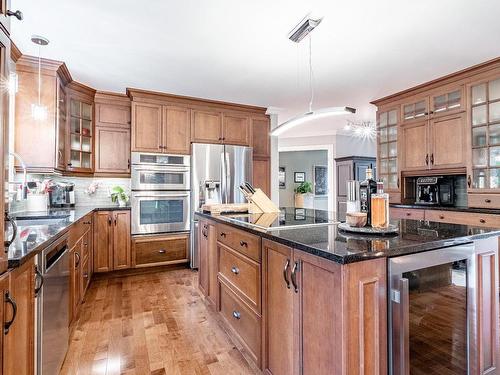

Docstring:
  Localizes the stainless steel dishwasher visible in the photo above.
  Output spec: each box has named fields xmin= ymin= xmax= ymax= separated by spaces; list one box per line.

xmin=36 ymin=233 xmax=70 ymax=375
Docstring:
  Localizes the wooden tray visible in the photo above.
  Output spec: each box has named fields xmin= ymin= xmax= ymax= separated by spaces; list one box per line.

xmin=201 ymin=203 xmax=249 ymax=215
xmin=338 ymin=222 xmax=399 ymax=235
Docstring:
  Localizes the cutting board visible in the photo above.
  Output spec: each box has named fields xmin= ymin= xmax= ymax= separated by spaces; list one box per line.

xmin=201 ymin=203 xmax=249 ymax=215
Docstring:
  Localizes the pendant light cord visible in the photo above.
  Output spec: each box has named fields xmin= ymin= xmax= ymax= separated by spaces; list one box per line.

xmin=308 ymin=34 xmax=314 ymax=113
xmin=37 ymin=44 xmax=41 ymax=106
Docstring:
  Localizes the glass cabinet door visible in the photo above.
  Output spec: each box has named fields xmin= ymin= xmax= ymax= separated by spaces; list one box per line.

xmin=470 ymin=78 xmax=500 ymax=189
xmin=402 ymin=99 xmax=428 ymax=123
xmin=431 ymin=87 xmax=463 ymax=116
xmin=69 ymin=99 xmax=93 ymax=171
xmin=378 ymin=109 xmax=399 ymax=190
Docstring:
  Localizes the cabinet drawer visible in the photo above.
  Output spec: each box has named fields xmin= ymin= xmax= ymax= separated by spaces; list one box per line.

xmin=390 ymin=207 xmax=425 ymax=220
xmin=82 ymin=255 xmax=91 ymax=294
xmin=133 ymin=234 xmax=189 ymax=267
xmin=217 ymin=224 xmax=261 ymax=262
xmin=219 ymin=244 xmax=260 ymax=311
xmin=219 ymin=282 xmax=261 ymax=364
xmin=468 ymin=194 xmax=500 ymax=209
xmin=425 ymin=210 xmax=500 ymax=228
xmin=69 ymin=214 xmax=92 ymax=247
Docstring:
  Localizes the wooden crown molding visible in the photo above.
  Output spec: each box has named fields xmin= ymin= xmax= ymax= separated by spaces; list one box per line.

xmin=16 ymin=54 xmax=73 ymax=84
xmin=371 ymin=56 xmax=500 ymax=107
xmin=95 ymin=91 xmax=131 ymax=106
xmin=10 ymin=41 xmax=21 ymax=63
xmin=67 ymin=80 xmax=96 ymax=98
xmin=126 ymin=87 xmax=268 ymax=115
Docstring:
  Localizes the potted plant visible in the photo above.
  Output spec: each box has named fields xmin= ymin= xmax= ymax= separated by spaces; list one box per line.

xmin=110 ymin=186 xmax=129 ymax=207
xmin=294 ymin=181 xmax=313 ymax=208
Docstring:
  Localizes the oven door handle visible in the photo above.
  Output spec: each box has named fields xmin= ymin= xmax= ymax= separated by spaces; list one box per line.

xmin=392 ymin=278 xmax=410 ymax=375
xmin=132 ymin=194 xmax=190 ymax=198
xmin=131 ymin=166 xmax=190 ymax=172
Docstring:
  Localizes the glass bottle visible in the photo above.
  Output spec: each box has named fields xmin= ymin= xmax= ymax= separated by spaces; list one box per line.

xmin=346 ymin=180 xmax=360 ymax=214
xmin=371 ymin=180 xmax=389 ymax=229
xmin=359 ymin=165 xmax=377 ymax=225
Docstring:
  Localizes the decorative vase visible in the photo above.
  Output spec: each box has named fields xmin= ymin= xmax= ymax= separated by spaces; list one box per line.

xmin=294 ymin=193 xmax=305 ymax=208
xmin=118 ymin=198 xmax=127 ymax=207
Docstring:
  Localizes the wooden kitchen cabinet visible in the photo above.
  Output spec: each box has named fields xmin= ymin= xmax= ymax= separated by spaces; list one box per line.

xmin=429 ymin=112 xmax=466 ymax=169
xmin=222 ymin=112 xmax=250 ymax=146
xmin=198 ymin=221 xmax=217 ymax=305
xmin=377 ymin=107 xmax=400 ymax=200
xmin=3 ymin=258 xmax=35 ymax=375
xmin=131 ymin=102 xmax=162 ymax=152
xmin=191 ymin=109 xmax=223 ymax=143
xmin=132 ymin=233 xmax=189 ymax=268
xmin=401 ymin=120 xmax=428 ymax=171
xmin=95 ymin=92 xmax=131 ymax=176
xmin=0 ymin=273 xmax=9 ymax=373
xmin=198 ymin=220 xmax=209 ymax=297
xmin=253 ymin=158 xmax=270 ymax=196
xmin=95 ymin=127 xmax=130 ymax=174
xmin=163 ymin=105 xmax=191 ymax=154
xmin=70 ymin=237 xmax=83 ymax=322
xmin=14 ymin=56 xmax=72 ymax=173
xmin=93 ymin=210 xmax=131 ymax=272
xmin=0 ymin=0 xmax=11 ymax=35
xmin=251 ymin=117 xmax=270 ymax=158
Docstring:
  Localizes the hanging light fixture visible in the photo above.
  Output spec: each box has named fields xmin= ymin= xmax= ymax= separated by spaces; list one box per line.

xmin=271 ymin=15 xmax=355 ymax=137
xmin=344 ymin=120 xmax=376 ymax=139
xmin=30 ymin=35 xmax=49 ymax=121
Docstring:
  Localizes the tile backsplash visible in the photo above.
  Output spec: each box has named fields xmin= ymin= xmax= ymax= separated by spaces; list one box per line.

xmin=10 ymin=174 xmax=131 ymax=213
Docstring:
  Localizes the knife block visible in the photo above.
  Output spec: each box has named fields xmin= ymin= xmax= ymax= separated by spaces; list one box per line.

xmin=242 ymin=188 xmax=280 ymax=213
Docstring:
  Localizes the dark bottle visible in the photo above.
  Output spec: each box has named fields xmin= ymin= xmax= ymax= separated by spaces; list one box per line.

xmin=359 ymin=165 xmax=377 ymax=225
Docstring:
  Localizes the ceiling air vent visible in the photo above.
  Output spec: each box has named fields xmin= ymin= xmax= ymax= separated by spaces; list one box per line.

xmin=288 ymin=14 xmax=323 ymax=43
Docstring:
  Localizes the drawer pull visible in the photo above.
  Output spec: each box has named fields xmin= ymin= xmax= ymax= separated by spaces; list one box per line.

xmin=406 ymin=212 xmax=411 ymax=216
xmin=231 ymin=266 xmax=239 ymax=275
xmin=485 ymin=199 xmax=492 ymax=203
xmin=220 ymin=232 xmax=227 ymax=238
xmin=439 ymin=215 xmax=445 ymax=220
xmin=239 ymin=240 xmax=248 ymax=247
xmin=479 ymin=219 xmax=486 ymax=224
xmin=158 ymin=249 xmax=166 ymax=254
xmin=283 ymin=258 xmax=291 ymax=289
xmin=232 ymin=311 xmax=241 ymax=320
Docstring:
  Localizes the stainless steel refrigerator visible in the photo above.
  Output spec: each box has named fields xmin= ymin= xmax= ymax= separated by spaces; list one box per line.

xmin=190 ymin=143 xmax=253 ymax=268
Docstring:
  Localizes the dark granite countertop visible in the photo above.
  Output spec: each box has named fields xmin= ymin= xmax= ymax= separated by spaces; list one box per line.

xmin=195 ymin=209 xmax=500 ymax=264
xmin=6 ymin=205 xmax=130 ymax=268
xmin=390 ymin=203 xmax=500 ymax=215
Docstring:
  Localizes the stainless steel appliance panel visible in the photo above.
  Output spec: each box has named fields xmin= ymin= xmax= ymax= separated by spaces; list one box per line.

xmin=131 ymin=152 xmax=190 ymax=191
xmin=131 ymin=191 xmax=190 ymax=235
xmin=224 ymin=145 xmax=253 ymax=204
xmin=39 ymin=234 xmax=69 ymax=375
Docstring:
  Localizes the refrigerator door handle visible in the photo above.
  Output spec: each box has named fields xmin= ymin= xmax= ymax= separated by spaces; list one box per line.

xmin=220 ymin=151 xmax=227 ymax=204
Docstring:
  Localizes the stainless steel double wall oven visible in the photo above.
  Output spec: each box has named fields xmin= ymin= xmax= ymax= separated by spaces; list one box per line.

xmin=131 ymin=152 xmax=190 ymax=235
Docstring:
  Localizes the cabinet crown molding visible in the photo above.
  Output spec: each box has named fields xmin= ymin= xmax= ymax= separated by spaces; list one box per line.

xmin=16 ymin=55 xmax=73 ymax=85
xmin=95 ymin=91 xmax=131 ymax=106
xmin=126 ymin=87 xmax=268 ymax=115
xmin=371 ymin=56 xmax=500 ymax=107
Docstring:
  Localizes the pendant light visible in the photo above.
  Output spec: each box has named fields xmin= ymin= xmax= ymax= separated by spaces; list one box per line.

xmin=271 ymin=15 xmax=355 ymax=137
xmin=30 ymin=35 xmax=49 ymax=121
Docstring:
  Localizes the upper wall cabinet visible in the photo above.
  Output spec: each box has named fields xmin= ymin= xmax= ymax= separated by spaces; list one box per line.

xmin=222 ymin=112 xmax=250 ymax=146
xmin=66 ymin=82 xmax=96 ymax=174
xmin=251 ymin=117 xmax=270 ymax=158
xmin=0 ymin=0 xmax=11 ymax=35
xmin=15 ymin=56 xmax=72 ymax=174
xmin=377 ymin=108 xmax=399 ymax=194
xmin=191 ymin=109 xmax=222 ymax=144
xmin=94 ymin=92 xmax=131 ymax=176
xmin=468 ymin=75 xmax=500 ymax=192
xmin=163 ymin=105 xmax=191 ymax=154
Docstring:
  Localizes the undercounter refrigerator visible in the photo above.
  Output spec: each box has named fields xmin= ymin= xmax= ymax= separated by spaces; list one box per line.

xmin=190 ymin=143 xmax=253 ymax=268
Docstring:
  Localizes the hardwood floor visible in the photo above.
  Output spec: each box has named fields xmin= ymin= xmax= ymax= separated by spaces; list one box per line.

xmin=60 ymin=268 xmax=261 ymax=375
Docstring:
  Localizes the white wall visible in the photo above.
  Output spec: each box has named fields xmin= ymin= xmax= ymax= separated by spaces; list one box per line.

xmin=335 ymin=134 xmax=376 ymax=158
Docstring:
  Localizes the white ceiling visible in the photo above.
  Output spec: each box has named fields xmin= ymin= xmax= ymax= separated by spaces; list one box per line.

xmin=11 ymin=0 xmax=500 ymax=137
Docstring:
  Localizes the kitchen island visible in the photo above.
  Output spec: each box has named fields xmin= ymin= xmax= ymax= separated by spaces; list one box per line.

xmin=195 ymin=208 xmax=500 ymax=375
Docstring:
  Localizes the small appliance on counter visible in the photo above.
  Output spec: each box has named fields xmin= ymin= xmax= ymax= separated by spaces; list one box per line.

xmin=47 ymin=181 xmax=75 ymax=208
xmin=415 ymin=176 xmax=455 ymax=206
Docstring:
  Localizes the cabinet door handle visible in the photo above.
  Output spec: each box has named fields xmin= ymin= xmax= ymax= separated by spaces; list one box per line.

xmin=108 ymin=216 xmax=112 ymax=226
xmin=220 ymin=232 xmax=226 ymax=238
xmin=34 ymin=266 xmax=44 ymax=296
xmin=430 ymin=153 xmax=434 ymax=165
xmin=114 ymin=216 xmax=117 ymax=226
xmin=397 ymin=177 xmax=400 ymax=189
xmin=485 ymin=199 xmax=492 ymax=203
xmin=239 ymin=240 xmax=248 ymax=247
xmin=158 ymin=249 xmax=166 ymax=254
xmin=425 ymin=154 xmax=429 ymax=166
xmin=231 ymin=266 xmax=239 ymax=275
xmin=6 ymin=9 xmax=23 ymax=20
xmin=4 ymin=292 xmax=17 ymax=335
xmin=232 ymin=311 xmax=241 ymax=320
xmin=406 ymin=212 xmax=411 ymax=216
xmin=439 ymin=215 xmax=445 ymax=220
xmin=283 ymin=258 xmax=290 ymax=289
xmin=127 ymin=159 xmax=130 ymax=169
xmin=4 ymin=213 xmax=17 ymax=248
xmin=75 ymin=252 xmax=81 ymax=267
xmin=291 ymin=261 xmax=299 ymax=293
xmin=479 ymin=219 xmax=486 ymax=224
xmin=467 ymin=175 xmax=472 ymax=188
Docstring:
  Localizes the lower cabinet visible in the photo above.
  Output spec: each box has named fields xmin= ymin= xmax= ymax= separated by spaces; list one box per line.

xmin=94 ymin=210 xmax=131 ymax=272
xmin=198 ymin=220 xmax=218 ymax=305
xmin=70 ymin=237 xmax=83 ymax=322
xmin=132 ymin=233 xmax=189 ymax=268
xmin=262 ymin=239 xmax=387 ymax=375
xmin=3 ymin=258 xmax=35 ymax=375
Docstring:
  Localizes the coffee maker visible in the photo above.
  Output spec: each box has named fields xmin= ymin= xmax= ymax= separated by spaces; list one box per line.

xmin=415 ymin=176 xmax=455 ymax=206
xmin=48 ymin=182 xmax=76 ymax=208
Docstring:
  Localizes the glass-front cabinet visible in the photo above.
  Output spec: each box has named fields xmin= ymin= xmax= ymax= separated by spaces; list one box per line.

xmin=431 ymin=86 xmax=464 ymax=116
xmin=68 ymin=98 xmax=93 ymax=172
xmin=470 ymin=77 xmax=500 ymax=190
xmin=378 ymin=108 xmax=399 ymax=191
